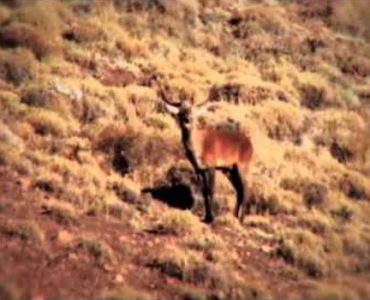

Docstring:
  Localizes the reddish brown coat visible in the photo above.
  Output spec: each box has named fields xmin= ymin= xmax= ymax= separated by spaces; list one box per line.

xmin=192 ymin=127 xmax=253 ymax=172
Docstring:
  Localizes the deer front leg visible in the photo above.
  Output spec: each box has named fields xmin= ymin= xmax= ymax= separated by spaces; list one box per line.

xmin=199 ymin=170 xmax=214 ymax=223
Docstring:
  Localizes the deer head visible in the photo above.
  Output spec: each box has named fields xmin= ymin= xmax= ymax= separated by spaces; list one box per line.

xmin=158 ymin=84 xmax=212 ymax=128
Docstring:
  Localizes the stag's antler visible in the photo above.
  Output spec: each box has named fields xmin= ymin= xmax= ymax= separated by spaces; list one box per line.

xmin=195 ymin=97 xmax=209 ymax=108
xmin=157 ymin=82 xmax=181 ymax=107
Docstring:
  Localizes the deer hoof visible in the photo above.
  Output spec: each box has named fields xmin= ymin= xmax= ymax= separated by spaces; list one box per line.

xmin=203 ymin=215 xmax=214 ymax=224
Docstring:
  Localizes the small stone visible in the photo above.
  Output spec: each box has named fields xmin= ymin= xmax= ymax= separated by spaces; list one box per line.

xmin=31 ymin=293 xmax=44 ymax=300
xmin=119 ymin=235 xmax=128 ymax=242
xmin=260 ymin=245 xmax=272 ymax=254
xmin=68 ymin=253 xmax=78 ymax=260
xmin=103 ymin=264 xmax=115 ymax=272
xmin=57 ymin=230 xmax=74 ymax=244
xmin=115 ymin=274 xmax=124 ymax=283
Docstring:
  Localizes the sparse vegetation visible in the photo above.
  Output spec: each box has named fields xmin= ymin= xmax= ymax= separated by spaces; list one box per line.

xmin=73 ymin=237 xmax=114 ymax=264
xmin=0 ymin=219 xmax=45 ymax=243
xmin=41 ymin=201 xmax=78 ymax=225
xmin=0 ymin=0 xmax=369 ymax=299
xmin=25 ymin=109 xmax=70 ymax=137
xmin=0 ymin=49 xmax=38 ymax=85
xmin=0 ymin=23 xmax=55 ymax=59
xmin=150 ymin=210 xmax=202 ymax=236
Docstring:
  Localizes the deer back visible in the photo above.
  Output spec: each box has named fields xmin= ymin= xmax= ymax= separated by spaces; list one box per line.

xmin=191 ymin=127 xmax=253 ymax=170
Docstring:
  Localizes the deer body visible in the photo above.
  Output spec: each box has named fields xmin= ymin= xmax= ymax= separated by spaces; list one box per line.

xmin=160 ymin=87 xmax=253 ymax=223
xmin=191 ymin=128 xmax=253 ymax=168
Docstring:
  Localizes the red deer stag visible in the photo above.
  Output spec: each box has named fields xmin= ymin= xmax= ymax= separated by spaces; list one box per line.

xmin=159 ymin=86 xmax=254 ymax=223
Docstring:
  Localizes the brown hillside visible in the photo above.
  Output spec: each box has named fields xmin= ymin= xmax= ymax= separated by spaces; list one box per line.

xmin=0 ymin=0 xmax=370 ymax=299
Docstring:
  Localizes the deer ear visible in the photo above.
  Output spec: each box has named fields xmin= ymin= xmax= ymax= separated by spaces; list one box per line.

xmin=193 ymin=103 xmax=213 ymax=118
xmin=164 ymin=103 xmax=180 ymax=115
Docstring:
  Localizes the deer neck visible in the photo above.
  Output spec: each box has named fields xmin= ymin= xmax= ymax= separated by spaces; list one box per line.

xmin=179 ymin=121 xmax=200 ymax=171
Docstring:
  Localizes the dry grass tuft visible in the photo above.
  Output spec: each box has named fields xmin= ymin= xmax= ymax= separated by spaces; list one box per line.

xmin=25 ymin=109 xmax=70 ymax=137
xmin=310 ymin=283 xmax=361 ymax=300
xmin=0 ymin=49 xmax=38 ymax=86
xmin=116 ymin=33 xmax=149 ymax=59
xmin=150 ymin=210 xmax=202 ymax=236
xmin=73 ymin=237 xmax=114 ymax=264
xmin=0 ymin=281 xmax=17 ymax=300
xmin=10 ymin=0 xmax=62 ymax=36
xmin=146 ymin=244 xmax=234 ymax=290
xmin=62 ymin=22 xmax=106 ymax=44
xmin=109 ymin=286 xmax=151 ymax=300
xmin=276 ymin=229 xmax=328 ymax=278
xmin=41 ymin=201 xmax=78 ymax=225
xmin=0 ymin=23 xmax=55 ymax=59
xmin=185 ymin=232 xmax=224 ymax=252
xmin=330 ymin=1 xmax=370 ymax=41
xmin=254 ymin=101 xmax=307 ymax=143
xmin=0 ymin=219 xmax=45 ymax=243
xmin=0 ymin=143 xmax=21 ymax=167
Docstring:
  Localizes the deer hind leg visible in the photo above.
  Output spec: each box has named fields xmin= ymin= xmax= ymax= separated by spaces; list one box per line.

xmin=199 ymin=169 xmax=215 ymax=223
xmin=226 ymin=165 xmax=248 ymax=222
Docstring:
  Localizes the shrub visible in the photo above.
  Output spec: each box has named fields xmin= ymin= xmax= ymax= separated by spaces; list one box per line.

xmin=0 ymin=281 xmax=17 ymax=300
xmin=94 ymin=123 xmax=127 ymax=152
xmin=297 ymin=0 xmax=333 ymax=19
xmin=33 ymin=173 xmax=63 ymax=194
xmin=73 ymin=237 xmax=114 ymax=264
xmin=0 ymin=143 xmax=21 ymax=166
xmin=255 ymin=101 xmax=307 ymax=143
xmin=329 ymin=0 xmax=370 ymax=41
xmin=95 ymin=124 xmax=180 ymax=172
xmin=185 ymin=232 xmax=224 ymax=252
xmin=113 ymin=0 xmax=166 ymax=13
xmin=112 ymin=180 xmax=146 ymax=208
xmin=25 ymin=110 xmax=69 ymax=137
xmin=0 ymin=6 xmax=10 ymax=24
xmin=146 ymin=244 xmax=232 ymax=289
xmin=231 ymin=282 xmax=270 ymax=300
xmin=150 ymin=210 xmax=202 ymax=236
xmin=299 ymin=82 xmax=328 ymax=109
xmin=297 ymin=211 xmax=333 ymax=235
xmin=10 ymin=0 xmax=62 ymax=36
xmin=41 ymin=201 xmax=78 ymax=225
xmin=1 ymin=0 xmax=28 ymax=8
xmin=228 ymin=6 xmax=287 ymax=39
xmin=310 ymin=284 xmax=361 ymax=300
xmin=0 ymin=23 xmax=54 ymax=59
xmin=97 ymin=65 xmax=137 ymax=87
xmin=340 ymin=173 xmax=369 ymax=201
xmin=62 ymin=22 xmax=106 ymax=44
xmin=280 ymin=176 xmax=329 ymax=209
xmin=337 ymin=54 xmax=370 ymax=78
xmin=187 ymin=261 xmax=229 ymax=289
xmin=276 ymin=230 xmax=328 ymax=277
xmin=21 ymin=86 xmax=52 ymax=108
xmin=0 ymin=92 xmax=28 ymax=121
xmin=0 ymin=219 xmax=45 ymax=243
xmin=0 ymin=49 xmax=38 ymax=86
xmin=331 ymin=146 xmax=351 ymax=165
xmin=110 ymin=286 xmax=151 ymax=300
xmin=0 ymin=121 xmax=24 ymax=152
xmin=303 ymin=182 xmax=329 ymax=209
xmin=116 ymin=34 xmax=148 ymax=59
xmin=146 ymin=245 xmax=193 ymax=280
xmin=331 ymin=204 xmax=354 ymax=223
xmin=208 ymin=83 xmax=275 ymax=105
xmin=311 ymin=110 xmax=365 ymax=161
xmin=342 ymin=226 xmax=369 ymax=259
